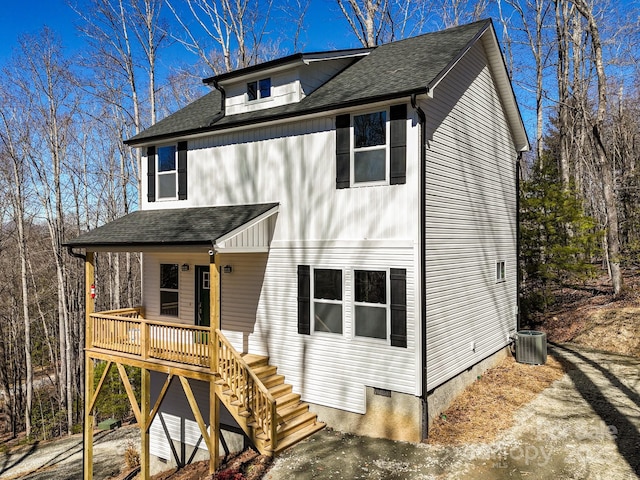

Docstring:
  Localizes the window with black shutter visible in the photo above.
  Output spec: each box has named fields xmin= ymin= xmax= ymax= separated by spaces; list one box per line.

xmin=147 ymin=142 xmax=188 ymax=201
xmin=335 ymin=104 xmax=406 ymax=189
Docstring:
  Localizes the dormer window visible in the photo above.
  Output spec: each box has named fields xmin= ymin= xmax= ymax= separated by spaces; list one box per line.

xmin=247 ymin=78 xmax=271 ymax=101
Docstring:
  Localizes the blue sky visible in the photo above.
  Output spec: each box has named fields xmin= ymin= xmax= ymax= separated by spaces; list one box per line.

xmin=0 ymin=1 xmax=81 ymax=61
xmin=0 ymin=0 xmax=359 ymax=63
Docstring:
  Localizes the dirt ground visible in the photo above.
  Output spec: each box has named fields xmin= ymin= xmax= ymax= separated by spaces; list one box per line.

xmin=530 ymin=270 xmax=640 ymax=357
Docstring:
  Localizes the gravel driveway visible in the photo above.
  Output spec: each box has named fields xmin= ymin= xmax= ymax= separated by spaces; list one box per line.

xmin=0 ymin=344 xmax=638 ymax=479
xmin=0 ymin=425 xmax=139 ymax=480
xmin=266 ymin=344 xmax=640 ymax=479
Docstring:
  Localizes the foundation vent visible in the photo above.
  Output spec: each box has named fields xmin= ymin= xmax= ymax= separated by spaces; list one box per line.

xmin=515 ymin=330 xmax=547 ymax=365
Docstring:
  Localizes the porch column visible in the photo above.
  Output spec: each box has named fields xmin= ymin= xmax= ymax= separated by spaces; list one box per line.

xmin=84 ymin=251 xmax=95 ymax=480
xmin=209 ymin=251 xmax=220 ymax=472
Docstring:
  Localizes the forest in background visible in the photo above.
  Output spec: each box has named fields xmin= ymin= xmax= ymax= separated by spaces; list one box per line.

xmin=0 ymin=0 xmax=638 ymax=442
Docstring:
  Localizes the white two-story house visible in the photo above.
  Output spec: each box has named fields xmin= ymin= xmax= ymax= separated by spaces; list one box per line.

xmin=67 ymin=19 xmax=528 ymax=478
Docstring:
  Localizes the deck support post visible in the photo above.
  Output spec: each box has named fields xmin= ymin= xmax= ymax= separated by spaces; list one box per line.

xmin=141 ymin=367 xmax=150 ymax=480
xmin=209 ymin=251 xmax=221 ymax=472
xmin=84 ymin=251 xmax=95 ymax=480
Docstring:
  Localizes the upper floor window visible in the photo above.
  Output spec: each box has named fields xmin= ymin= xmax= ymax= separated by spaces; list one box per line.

xmin=335 ymin=104 xmax=406 ymax=189
xmin=353 ymin=111 xmax=387 ymax=184
xmin=247 ymin=78 xmax=271 ymax=101
xmin=157 ymin=145 xmax=177 ymax=199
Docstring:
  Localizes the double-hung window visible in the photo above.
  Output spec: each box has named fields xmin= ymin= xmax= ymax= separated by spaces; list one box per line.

xmin=298 ymin=265 xmax=406 ymax=347
xmin=312 ymin=268 xmax=343 ymax=334
xmin=160 ymin=263 xmax=179 ymax=316
xmin=352 ymin=111 xmax=388 ymax=184
xmin=247 ymin=78 xmax=271 ymax=101
xmin=157 ymin=145 xmax=177 ymax=199
xmin=354 ymin=270 xmax=388 ymax=340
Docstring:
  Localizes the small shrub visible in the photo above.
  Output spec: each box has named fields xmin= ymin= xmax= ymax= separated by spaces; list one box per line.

xmin=124 ymin=441 xmax=140 ymax=469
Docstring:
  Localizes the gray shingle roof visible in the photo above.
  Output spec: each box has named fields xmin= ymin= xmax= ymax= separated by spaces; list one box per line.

xmin=65 ymin=203 xmax=278 ymax=249
xmin=126 ymin=19 xmax=491 ymax=145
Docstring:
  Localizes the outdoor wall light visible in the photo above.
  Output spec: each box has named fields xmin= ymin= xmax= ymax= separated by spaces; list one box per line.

xmin=181 ymin=264 xmax=190 ymax=272
xmin=223 ymin=265 xmax=233 ymax=274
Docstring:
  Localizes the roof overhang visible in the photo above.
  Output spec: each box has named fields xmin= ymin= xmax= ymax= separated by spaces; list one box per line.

xmin=204 ymin=49 xmax=372 ymax=86
xmin=64 ymin=203 xmax=279 ymax=253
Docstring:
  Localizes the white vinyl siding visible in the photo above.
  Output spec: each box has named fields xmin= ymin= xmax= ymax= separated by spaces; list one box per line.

xmin=149 ymin=372 xmax=238 ymax=461
xmin=143 ymin=243 xmax=418 ymax=416
xmin=142 ymin=115 xmax=419 ymax=243
xmin=423 ymin=41 xmax=517 ymax=392
xmin=247 ymin=242 xmax=418 ymax=414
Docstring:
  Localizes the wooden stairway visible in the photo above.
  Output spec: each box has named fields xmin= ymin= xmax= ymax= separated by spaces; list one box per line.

xmin=214 ymin=332 xmax=325 ymax=456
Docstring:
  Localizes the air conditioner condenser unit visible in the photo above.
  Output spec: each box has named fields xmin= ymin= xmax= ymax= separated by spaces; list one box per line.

xmin=515 ymin=330 xmax=547 ymax=365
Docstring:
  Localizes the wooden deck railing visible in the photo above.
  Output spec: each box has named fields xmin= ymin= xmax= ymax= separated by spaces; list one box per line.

xmin=216 ymin=329 xmax=278 ymax=449
xmin=89 ymin=308 xmax=211 ymax=367
xmin=88 ymin=309 xmax=279 ymax=450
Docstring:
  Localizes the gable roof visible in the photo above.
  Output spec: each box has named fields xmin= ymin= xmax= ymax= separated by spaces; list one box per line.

xmin=64 ymin=203 xmax=278 ymax=251
xmin=126 ymin=19 xmax=527 ymax=150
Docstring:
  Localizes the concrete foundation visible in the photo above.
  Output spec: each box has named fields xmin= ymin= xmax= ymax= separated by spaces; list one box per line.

xmin=425 ymin=346 xmax=510 ymax=431
xmin=309 ymin=388 xmax=423 ymax=443
xmin=307 ymin=347 xmax=510 ymax=443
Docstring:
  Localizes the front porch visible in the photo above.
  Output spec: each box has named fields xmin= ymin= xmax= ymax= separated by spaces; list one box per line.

xmin=65 ymin=203 xmax=323 ymax=479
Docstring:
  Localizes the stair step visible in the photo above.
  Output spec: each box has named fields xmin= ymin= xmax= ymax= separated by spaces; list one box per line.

xmin=276 ymin=411 xmax=319 ymax=438
xmin=268 ymin=383 xmax=292 ymax=398
xmin=275 ymin=392 xmax=301 ymax=409
xmin=276 ymin=402 xmax=308 ymax=423
xmin=273 ymin=422 xmax=326 ymax=454
xmin=252 ymin=365 xmax=278 ymax=379
xmin=256 ymin=411 xmax=318 ymax=442
xmin=242 ymin=354 xmax=269 ymax=368
xmin=261 ymin=374 xmax=285 ymax=389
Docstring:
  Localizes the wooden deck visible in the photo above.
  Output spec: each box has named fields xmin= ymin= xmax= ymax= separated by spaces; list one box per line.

xmin=86 ymin=308 xmax=324 ymax=458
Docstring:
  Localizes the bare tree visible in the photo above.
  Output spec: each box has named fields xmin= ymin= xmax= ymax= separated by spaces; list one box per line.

xmin=8 ymin=28 xmax=81 ymax=434
xmin=166 ymin=0 xmax=275 ymax=73
xmin=569 ymin=0 xmax=623 ymax=295
xmin=0 ymin=94 xmax=34 ymax=437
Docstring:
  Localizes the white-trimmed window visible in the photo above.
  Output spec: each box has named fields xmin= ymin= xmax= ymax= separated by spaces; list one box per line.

xmin=160 ymin=263 xmax=179 ymax=316
xmin=312 ymin=268 xmax=343 ymax=334
xmin=157 ymin=145 xmax=177 ymax=199
xmin=496 ymin=261 xmax=506 ymax=283
xmin=247 ymin=78 xmax=271 ymax=101
xmin=354 ymin=269 xmax=389 ymax=340
xmin=352 ymin=110 xmax=388 ymax=185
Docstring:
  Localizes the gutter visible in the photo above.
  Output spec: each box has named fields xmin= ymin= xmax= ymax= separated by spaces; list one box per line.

xmin=67 ymin=245 xmax=86 ymax=261
xmin=124 ymin=88 xmax=430 ymax=147
xmin=209 ymin=78 xmax=226 ymax=125
xmin=411 ymin=93 xmax=428 ymax=435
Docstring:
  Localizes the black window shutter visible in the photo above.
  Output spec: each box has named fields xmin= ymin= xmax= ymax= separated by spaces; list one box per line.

xmin=147 ymin=146 xmax=156 ymax=202
xmin=390 ymin=268 xmax=407 ymax=347
xmin=335 ymin=114 xmax=350 ymax=189
xmin=177 ymin=141 xmax=188 ymax=200
xmin=298 ymin=265 xmax=311 ymax=335
xmin=389 ymin=104 xmax=407 ymax=185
